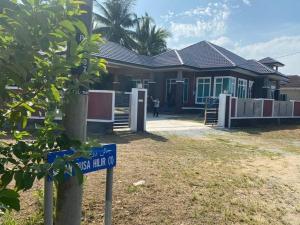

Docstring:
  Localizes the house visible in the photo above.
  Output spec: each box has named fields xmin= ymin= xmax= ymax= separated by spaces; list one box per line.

xmin=95 ymin=40 xmax=288 ymax=113
xmin=280 ymin=75 xmax=300 ymax=100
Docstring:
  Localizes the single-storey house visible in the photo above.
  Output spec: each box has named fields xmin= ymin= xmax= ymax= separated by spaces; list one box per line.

xmin=94 ymin=41 xmax=288 ymax=113
xmin=280 ymin=75 xmax=300 ymax=100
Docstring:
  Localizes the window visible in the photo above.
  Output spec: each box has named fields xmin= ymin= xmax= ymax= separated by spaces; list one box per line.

xmin=183 ymin=78 xmax=189 ymax=103
xmin=237 ymin=79 xmax=247 ymax=98
xmin=248 ymin=81 xmax=254 ymax=98
xmin=196 ymin=77 xmax=211 ymax=103
xmin=143 ymin=79 xmax=150 ymax=89
xmin=270 ymin=85 xmax=276 ymax=99
xmin=214 ymin=77 xmax=236 ymax=97
xmin=132 ymin=79 xmax=142 ymax=88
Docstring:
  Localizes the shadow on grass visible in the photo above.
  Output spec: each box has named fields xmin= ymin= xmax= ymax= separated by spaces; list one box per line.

xmin=89 ymin=131 xmax=168 ymax=144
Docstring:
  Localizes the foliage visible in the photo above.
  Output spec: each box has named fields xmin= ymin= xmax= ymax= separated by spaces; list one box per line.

xmin=93 ymin=0 xmax=137 ymax=49
xmin=134 ymin=13 xmax=170 ymax=56
xmin=93 ymin=0 xmax=170 ymax=55
xmin=0 ymin=0 xmax=106 ymax=212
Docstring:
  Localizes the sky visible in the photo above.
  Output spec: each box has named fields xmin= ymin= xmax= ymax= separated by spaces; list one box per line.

xmin=131 ymin=0 xmax=300 ymax=75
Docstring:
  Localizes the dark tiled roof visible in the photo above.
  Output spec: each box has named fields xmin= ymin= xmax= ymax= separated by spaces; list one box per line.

xmin=281 ymin=75 xmax=300 ymax=88
xmin=259 ymin=57 xmax=285 ymax=66
xmin=178 ymin=41 xmax=234 ymax=68
xmin=96 ymin=41 xmax=152 ymax=67
xmin=96 ymin=41 xmax=286 ymax=78
xmin=151 ymin=50 xmax=183 ymax=67
xmin=246 ymin=60 xmax=279 ymax=74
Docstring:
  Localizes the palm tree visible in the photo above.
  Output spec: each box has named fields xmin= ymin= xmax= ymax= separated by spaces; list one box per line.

xmin=134 ymin=13 xmax=170 ymax=56
xmin=93 ymin=0 xmax=136 ymax=49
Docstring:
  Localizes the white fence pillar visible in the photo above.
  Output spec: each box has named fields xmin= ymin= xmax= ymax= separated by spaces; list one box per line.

xmin=130 ymin=88 xmax=147 ymax=132
xmin=218 ymin=94 xmax=230 ymax=128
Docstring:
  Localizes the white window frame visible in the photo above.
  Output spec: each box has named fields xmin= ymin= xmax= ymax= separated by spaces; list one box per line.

xmin=132 ymin=79 xmax=142 ymax=88
xmin=237 ymin=78 xmax=247 ymax=98
xmin=183 ymin=78 xmax=189 ymax=103
xmin=195 ymin=77 xmax=211 ymax=104
xmin=213 ymin=76 xmax=236 ymax=97
xmin=248 ymin=80 xmax=254 ymax=98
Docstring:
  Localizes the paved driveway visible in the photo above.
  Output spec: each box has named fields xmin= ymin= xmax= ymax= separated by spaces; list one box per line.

xmin=146 ymin=114 xmax=221 ymax=137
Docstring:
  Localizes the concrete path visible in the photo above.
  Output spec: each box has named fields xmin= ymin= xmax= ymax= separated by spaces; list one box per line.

xmin=146 ymin=114 xmax=223 ymax=137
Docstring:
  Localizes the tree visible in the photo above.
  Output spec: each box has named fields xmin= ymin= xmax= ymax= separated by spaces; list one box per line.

xmin=134 ymin=13 xmax=170 ymax=56
xmin=0 ymin=0 xmax=105 ymax=217
xmin=93 ymin=0 xmax=136 ymax=49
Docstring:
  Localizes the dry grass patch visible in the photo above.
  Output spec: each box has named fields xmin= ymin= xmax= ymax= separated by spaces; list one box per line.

xmin=2 ymin=128 xmax=300 ymax=225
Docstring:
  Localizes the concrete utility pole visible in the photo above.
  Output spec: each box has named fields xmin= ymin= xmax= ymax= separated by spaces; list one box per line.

xmin=55 ymin=1 xmax=93 ymax=225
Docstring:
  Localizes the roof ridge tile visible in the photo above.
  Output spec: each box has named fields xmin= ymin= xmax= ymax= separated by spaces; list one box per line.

xmin=174 ymin=49 xmax=184 ymax=65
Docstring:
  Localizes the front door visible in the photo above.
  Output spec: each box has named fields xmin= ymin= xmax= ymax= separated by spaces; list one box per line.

xmin=166 ymin=79 xmax=177 ymax=107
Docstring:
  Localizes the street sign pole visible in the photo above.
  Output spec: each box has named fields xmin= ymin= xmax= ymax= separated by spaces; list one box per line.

xmin=104 ymin=168 xmax=114 ymax=225
xmin=45 ymin=144 xmax=117 ymax=225
xmin=44 ymin=177 xmax=53 ymax=225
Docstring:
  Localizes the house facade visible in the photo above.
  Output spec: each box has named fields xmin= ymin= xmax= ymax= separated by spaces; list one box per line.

xmin=95 ymin=41 xmax=288 ymax=112
xmin=280 ymin=75 xmax=300 ymax=100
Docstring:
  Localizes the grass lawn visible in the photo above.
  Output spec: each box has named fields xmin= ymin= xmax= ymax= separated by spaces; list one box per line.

xmin=2 ymin=125 xmax=300 ymax=225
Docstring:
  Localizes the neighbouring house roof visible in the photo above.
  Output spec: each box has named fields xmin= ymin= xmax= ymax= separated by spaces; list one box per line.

xmin=259 ymin=57 xmax=285 ymax=67
xmin=281 ymin=75 xmax=300 ymax=88
xmin=95 ymin=40 xmax=286 ymax=79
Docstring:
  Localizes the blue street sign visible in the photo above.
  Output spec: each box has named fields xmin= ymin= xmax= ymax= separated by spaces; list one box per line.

xmin=47 ymin=144 xmax=116 ymax=175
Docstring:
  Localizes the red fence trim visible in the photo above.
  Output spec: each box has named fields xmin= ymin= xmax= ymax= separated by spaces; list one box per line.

xmin=263 ymin=99 xmax=273 ymax=117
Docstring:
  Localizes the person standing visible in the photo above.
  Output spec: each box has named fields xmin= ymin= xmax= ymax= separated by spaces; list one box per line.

xmin=153 ymin=98 xmax=160 ymax=117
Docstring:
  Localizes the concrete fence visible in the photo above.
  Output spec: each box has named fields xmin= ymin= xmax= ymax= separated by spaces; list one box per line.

xmin=218 ymin=94 xmax=300 ymax=128
xmin=29 ymin=90 xmax=115 ymax=122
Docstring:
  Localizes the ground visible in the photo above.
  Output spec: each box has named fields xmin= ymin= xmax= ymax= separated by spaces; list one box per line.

xmin=2 ymin=115 xmax=300 ymax=225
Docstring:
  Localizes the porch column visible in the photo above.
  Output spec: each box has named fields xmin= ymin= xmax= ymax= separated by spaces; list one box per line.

xmin=176 ymin=70 xmax=184 ymax=113
xmin=112 ymin=74 xmax=120 ymax=91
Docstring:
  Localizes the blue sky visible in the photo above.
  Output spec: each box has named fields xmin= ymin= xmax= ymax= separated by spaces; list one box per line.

xmin=132 ymin=0 xmax=300 ymax=75
xmin=96 ymin=0 xmax=300 ymax=74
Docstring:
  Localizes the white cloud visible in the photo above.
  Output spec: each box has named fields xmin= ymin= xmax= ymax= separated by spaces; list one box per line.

xmin=160 ymin=10 xmax=175 ymax=22
xmin=211 ymin=36 xmax=239 ymax=49
xmin=212 ymin=36 xmax=300 ymax=75
xmin=166 ymin=2 xmax=231 ymax=46
xmin=242 ymin=0 xmax=251 ymax=6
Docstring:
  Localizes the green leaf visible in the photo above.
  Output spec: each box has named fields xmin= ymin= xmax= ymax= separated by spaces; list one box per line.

xmin=1 ymin=172 xmax=14 ymax=188
xmin=21 ymin=116 xmax=28 ymax=129
xmin=21 ymin=103 xmax=35 ymax=113
xmin=74 ymin=19 xmax=88 ymax=37
xmin=60 ymin=20 xmax=76 ymax=32
xmin=13 ymin=131 xmax=30 ymax=141
xmin=0 ymin=189 xmax=20 ymax=211
xmin=50 ymin=84 xmax=60 ymax=102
